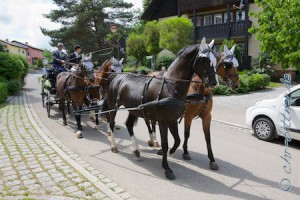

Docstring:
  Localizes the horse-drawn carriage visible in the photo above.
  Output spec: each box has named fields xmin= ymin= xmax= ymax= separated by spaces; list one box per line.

xmin=41 ymin=68 xmax=61 ymax=118
xmin=40 ymin=39 xmax=240 ymax=180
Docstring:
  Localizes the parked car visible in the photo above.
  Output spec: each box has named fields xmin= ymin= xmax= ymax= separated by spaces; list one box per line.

xmin=246 ymin=84 xmax=300 ymax=141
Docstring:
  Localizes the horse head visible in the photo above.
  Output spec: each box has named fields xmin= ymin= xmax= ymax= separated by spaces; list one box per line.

xmin=193 ymin=37 xmax=218 ymax=88
xmin=80 ymin=53 xmax=95 ymax=82
xmin=110 ymin=57 xmax=124 ymax=73
xmin=217 ymin=44 xmax=240 ymax=90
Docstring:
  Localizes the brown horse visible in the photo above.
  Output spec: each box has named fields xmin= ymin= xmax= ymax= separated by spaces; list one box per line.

xmin=86 ymin=57 xmax=124 ymax=126
xmin=102 ymin=38 xmax=218 ymax=180
xmin=56 ymin=53 xmax=95 ymax=138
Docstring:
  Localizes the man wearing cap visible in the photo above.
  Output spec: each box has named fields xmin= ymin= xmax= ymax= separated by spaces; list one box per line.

xmin=68 ymin=45 xmax=82 ymax=67
xmin=52 ymin=42 xmax=67 ymax=72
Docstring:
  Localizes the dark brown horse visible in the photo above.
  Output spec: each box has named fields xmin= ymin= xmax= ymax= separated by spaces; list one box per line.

xmin=56 ymin=54 xmax=95 ymax=138
xmin=102 ymin=38 xmax=218 ymax=180
xmin=166 ymin=45 xmax=240 ymax=170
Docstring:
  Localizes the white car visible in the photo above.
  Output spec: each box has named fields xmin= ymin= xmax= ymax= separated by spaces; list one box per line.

xmin=246 ymin=84 xmax=300 ymax=141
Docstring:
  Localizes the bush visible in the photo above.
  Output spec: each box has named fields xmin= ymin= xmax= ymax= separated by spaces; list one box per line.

xmin=212 ymin=85 xmax=231 ymax=95
xmin=0 ymin=82 xmax=8 ymax=103
xmin=156 ymin=55 xmax=175 ymax=70
xmin=247 ymin=73 xmax=270 ymax=90
xmin=7 ymin=79 xmax=22 ymax=95
xmin=236 ymin=74 xmax=250 ymax=93
xmin=0 ymin=76 xmax=8 ymax=83
xmin=0 ymin=53 xmax=26 ymax=80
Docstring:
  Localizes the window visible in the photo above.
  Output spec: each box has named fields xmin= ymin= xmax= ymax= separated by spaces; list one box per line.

xmin=27 ymin=52 xmax=30 ymax=57
xmin=224 ymin=11 xmax=233 ymax=22
xmin=22 ymin=50 xmax=24 ymax=54
xmin=204 ymin=15 xmax=212 ymax=26
xmin=290 ymin=89 xmax=300 ymax=106
xmin=18 ymin=48 xmax=20 ymax=53
xmin=214 ymin=13 xmax=223 ymax=24
xmin=236 ymin=10 xmax=245 ymax=21
xmin=196 ymin=16 xmax=202 ymax=27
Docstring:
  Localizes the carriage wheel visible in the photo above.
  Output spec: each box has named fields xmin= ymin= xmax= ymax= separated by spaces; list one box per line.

xmin=47 ymin=91 xmax=51 ymax=118
xmin=41 ymin=80 xmax=45 ymax=107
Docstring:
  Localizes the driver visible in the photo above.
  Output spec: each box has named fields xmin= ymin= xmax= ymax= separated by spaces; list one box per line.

xmin=52 ymin=42 xmax=67 ymax=72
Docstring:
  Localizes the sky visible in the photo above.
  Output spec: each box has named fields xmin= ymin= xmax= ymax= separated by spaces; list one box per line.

xmin=0 ymin=0 xmax=143 ymax=50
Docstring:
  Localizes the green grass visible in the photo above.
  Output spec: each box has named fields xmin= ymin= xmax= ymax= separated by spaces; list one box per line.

xmin=268 ymin=81 xmax=282 ymax=88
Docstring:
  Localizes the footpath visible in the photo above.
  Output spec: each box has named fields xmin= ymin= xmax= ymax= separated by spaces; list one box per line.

xmin=0 ymin=93 xmax=133 ymax=200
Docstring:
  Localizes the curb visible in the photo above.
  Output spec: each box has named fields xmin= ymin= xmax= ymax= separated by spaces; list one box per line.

xmin=6 ymin=95 xmax=15 ymax=103
xmin=212 ymin=119 xmax=252 ymax=131
xmin=23 ymin=91 xmax=124 ymax=200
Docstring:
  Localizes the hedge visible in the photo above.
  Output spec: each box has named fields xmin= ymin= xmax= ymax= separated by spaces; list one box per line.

xmin=0 ymin=82 xmax=8 ymax=103
xmin=7 ymin=79 xmax=22 ymax=95
xmin=213 ymin=73 xmax=270 ymax=95
xmin=0 ymin=53 xmax=26 ymax=80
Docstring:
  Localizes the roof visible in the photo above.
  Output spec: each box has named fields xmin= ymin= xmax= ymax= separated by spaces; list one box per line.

xmin=141 ymin=0 xmax=178 ymax=21
xmin=0 ymin=39 xmax=28 ymax=49
xmin=11 ymin=40 xmax=43 ymax=51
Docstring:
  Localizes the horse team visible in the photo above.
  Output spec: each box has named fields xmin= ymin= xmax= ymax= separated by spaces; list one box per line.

xmin=54 ymin=37 xmax=240 ymax=180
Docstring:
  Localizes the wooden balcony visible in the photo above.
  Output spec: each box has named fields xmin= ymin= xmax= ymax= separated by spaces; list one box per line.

xmin=195 ymin=21 xmax=251 ymax=40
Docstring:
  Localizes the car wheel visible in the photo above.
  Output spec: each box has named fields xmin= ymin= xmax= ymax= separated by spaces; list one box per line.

xmin=253 ymin=118 xmax=275 ymax=141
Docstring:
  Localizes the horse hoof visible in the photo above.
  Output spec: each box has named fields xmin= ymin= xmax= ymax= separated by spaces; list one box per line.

xmin=76 ymin=131 xmax=83 ymax=139
xmin=111 ymin=147 xmax=118 ymax=153
xmin=133 ymin=150 xmax=140 ymax=158
xmin=63 ymin=121 xmax=67 ymax=126
xmin=153 ymin=142 xmax=160 ymax=147
xmin=210 ymin=162 xmax=219 ymax=170
xmin=94 ymin=125 xmax=99 ymax=130
xmin=165 ymin=171 xmax=176 ymax=180
xmin=168 ymin=151 xmax=173 ymax=157
xmin=157 ymin=149 xmax=163 ymax=156
xmin=182 ymin=153 xmax=192 ymax=160
xmin=148 ymin=140 xmax=154 ymax=147
xmin=107 ymin=132 xmax=112 ymax=136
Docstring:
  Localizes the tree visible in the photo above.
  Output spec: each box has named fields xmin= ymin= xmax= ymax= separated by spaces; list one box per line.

xmin=143 ymin=20 xmax=161 ymax=69
xmin=159 ymin=17 xmax=193 ymax=54
xmin=43 ymin=49 xmax=52 ymax=60
xmin=41 ymin=0 xmax=134 ymax=61
xmin=126 ymin=34 xmax=147 ymax=66
xmin=249 ymin=0 xmax=300 ymax=69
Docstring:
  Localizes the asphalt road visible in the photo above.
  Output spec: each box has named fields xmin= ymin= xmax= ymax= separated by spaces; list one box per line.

xmin=25 ymin=74 xmax=300 ymax=200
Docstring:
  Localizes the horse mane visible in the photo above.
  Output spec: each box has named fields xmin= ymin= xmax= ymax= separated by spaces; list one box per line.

xmin=176 ymin=44 xmax=199 ymax=58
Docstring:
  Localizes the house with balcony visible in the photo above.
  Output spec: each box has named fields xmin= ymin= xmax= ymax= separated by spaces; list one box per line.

xmin=0 ymin=39 xmax=28 ymax=58
xmin=11 ymin=41 xmax=44 ymax=65
xmin=142 ymin=0 xmax=260 ymax=69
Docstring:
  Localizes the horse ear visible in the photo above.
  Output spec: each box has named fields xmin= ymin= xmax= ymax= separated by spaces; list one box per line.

xmin=208 ymin=39 xmax=215 ymax=49
xmin=223 ymin=45 xmax=230 ymax=56
xmin=230 ymin=45 xmax=236 ymax=54
xmin=119 ymin=58 xmax=124 ymax=65
xmin=200 ymin=37 xmax=207 ymax=50
xmin=88 ymin=53 xmax=92 ymax=60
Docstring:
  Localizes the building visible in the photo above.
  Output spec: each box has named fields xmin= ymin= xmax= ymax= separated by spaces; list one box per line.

xmin=0 ymin=39 xmax=28 ymax=58
xmin=11 ymin=41 xmax=44 ymax=65
xmin=142 ymin=0 xmax=259 ymax=69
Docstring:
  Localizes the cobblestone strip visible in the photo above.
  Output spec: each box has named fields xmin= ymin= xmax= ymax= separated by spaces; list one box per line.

xmin=0 ymin=95 xmax=115 ymax=200
xmin=24 ymin=92 xmax=135 ymax=200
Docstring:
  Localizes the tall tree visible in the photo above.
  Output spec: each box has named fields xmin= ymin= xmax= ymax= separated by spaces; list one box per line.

xmin=250 ymin=0 xmax=300 ymax=69
xmin=126 ymin=33 xmax=147 ymax=66
xmin=143 ymin=20 xmax=161 ymax=69
xmin=41 ymin=0 xmax=134 ymax=61
xmin=159 ymin=17 xmax=193 ymax=54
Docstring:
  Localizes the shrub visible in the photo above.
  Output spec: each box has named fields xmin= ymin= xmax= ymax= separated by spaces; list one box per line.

xmin=248 ymin=73 xmax=270 ymax=90
xmin=156 ymin=55 xmax=175 ymax=70
xmin=212 ymin=85 xmax=231 ymax=95
xmin=0 ymin=82 xmax=8 ymax=103
xmin=0 ymin=53 xmax=26 ymax=80
xmin=7 ymin=79 xmax=22 ymax=95
xmin=236 ymin=74 xmax=250 ymax=93
xmin=0 ymin=76 xmax=8 ymax=83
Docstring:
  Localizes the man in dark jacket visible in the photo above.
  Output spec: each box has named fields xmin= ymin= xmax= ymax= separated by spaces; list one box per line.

xmin=52 ymin=42 xmax=67 ymax=72
xmin=68 ymin=45 xmax=82 ymax=67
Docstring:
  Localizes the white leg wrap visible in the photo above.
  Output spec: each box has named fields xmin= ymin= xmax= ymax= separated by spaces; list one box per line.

xmin=131 ymin=136 xmax=139 ymax=151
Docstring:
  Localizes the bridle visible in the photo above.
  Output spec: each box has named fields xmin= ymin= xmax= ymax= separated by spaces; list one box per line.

xmin=216 ymin=54 xmax=239 ymax=87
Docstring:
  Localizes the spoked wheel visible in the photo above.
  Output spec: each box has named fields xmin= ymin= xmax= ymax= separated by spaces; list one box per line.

xmin=42 ymin=91 xmax=45 ymax=107
xmin=253 ymin=117 xmax=275 ymax=141
xmin=47 ymin=91 xmax=51 ymax=118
